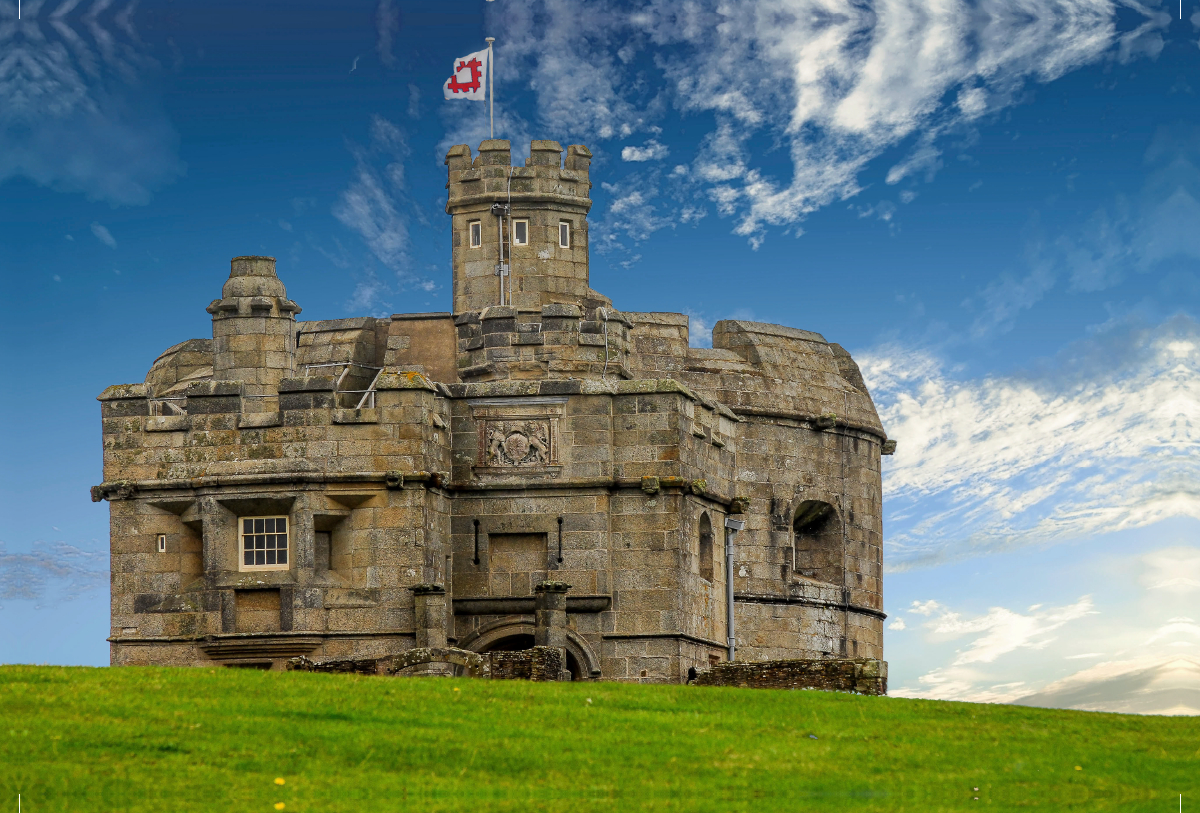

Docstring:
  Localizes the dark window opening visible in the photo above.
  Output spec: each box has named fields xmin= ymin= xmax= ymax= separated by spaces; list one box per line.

xmin=792 ymin=500 xmax=843 ymax=586
xmin=698 ymin=512 xmax=714 ymax=582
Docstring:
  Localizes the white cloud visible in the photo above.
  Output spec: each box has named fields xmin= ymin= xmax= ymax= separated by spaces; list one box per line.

xmin=622 ymin=139 xmax=669 ymax=162
xmin=893 ymin=596 xmax=1096 ymax=702
xmin=333 ymin=116 xmax=436 ymax=298
xmin=887 ymin=618 xmax=907 ymax=631
xmin=890 ymin=542 xmax=1200 ymax=711
xmin=1014 ymin=656 xmax=1200 ymax=715
xmin=860 ymin=315 xmax=1200 ymax=568
xmin=909 ymin=599 xmax=942 ymax=616
xmin=477 ymin=0 xmax=1165 ymax=246
xmin=684 ymin=309 xmax=712 ymax=348
xmin=1139 ymin=547 xmax=1200 ymax=594
xmin=345 ymin=271 xmax=389 ymax=315
xmin=90 ymin=222 xmax=117 ymax=248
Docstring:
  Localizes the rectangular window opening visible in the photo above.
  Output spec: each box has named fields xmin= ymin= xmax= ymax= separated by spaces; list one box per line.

xmin=512 ymin=219 xmax=529 ymax=246
xmin=469 ymin=220 xmax=482 ymax=248
xmin=157 ymin=534 xmax=166 ymax=553
xmin=239 ymin=515 xmax=289 ymax=572
xmin=559 ymin=221 xmax=570 ymax=248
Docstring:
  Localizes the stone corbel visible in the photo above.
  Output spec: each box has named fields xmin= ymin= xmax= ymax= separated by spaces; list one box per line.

xmin=90 ymin=480 xmax=136 ymax=502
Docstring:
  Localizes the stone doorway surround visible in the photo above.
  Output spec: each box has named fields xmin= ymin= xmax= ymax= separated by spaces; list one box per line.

xmin=458 ymin=616 xmax=601 ymax=680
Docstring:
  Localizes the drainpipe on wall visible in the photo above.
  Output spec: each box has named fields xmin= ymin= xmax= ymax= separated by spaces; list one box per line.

xmin=724 ymin=517 xmax=745 ymax=662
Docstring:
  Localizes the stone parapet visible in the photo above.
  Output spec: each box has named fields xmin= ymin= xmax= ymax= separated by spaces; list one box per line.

xmin=454 ymin=303 xmax=633 ymax=382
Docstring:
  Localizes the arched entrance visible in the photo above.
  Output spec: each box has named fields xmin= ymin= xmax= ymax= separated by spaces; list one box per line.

xmin=459 ymin=618 xmax=601 ymax=681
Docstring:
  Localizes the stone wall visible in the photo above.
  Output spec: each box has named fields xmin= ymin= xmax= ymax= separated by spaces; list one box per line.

xmin=486 ymin=647 xmax=563 ymax=681
xmin=693 ymin=658 xmax=887 ymax=695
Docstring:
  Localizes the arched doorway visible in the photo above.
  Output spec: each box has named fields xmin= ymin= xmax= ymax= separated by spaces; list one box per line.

xmin=459 ymin=619 xmax=600 ymax=681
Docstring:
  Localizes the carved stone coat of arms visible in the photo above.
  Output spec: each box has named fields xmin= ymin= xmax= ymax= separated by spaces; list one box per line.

xmin=481 ymin=419 xmax=554 ymax=467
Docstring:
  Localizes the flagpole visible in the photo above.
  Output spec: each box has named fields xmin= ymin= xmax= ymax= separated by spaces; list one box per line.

xmin=485 ymin=37 xmax=495 ymax=139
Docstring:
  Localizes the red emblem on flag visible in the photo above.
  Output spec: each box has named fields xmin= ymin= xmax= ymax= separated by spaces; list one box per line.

xmin=447 ymin=57 xmax=483 ymax=94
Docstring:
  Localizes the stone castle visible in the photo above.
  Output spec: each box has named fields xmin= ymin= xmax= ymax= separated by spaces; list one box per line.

xmin=95 ymin=139 xmax=892 ymax=684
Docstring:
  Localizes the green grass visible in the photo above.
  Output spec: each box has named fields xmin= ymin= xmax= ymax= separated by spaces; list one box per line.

xmin=1 ymin=666 xmax=1196 ymax=811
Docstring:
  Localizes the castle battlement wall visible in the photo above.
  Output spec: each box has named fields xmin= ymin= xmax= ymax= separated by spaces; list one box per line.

xmin=96 ymin=138 xmax=891 ymax=680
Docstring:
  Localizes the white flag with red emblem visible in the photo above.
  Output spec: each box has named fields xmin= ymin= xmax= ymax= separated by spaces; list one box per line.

xmin=443 ymin=48 xmax=489 ymax=101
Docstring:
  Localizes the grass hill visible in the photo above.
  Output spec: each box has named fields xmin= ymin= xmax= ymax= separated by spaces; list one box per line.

xmin=1 ymin=665 xmax=1196 ymax=811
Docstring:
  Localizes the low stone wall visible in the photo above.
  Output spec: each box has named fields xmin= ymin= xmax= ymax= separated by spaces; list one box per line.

xmin=693 ymin=658 xmax=887 ymax=695
xmin=486 ymin=647 xmax=563 ymax=682
xmin=285 ymin=646 xmax=564 ymax=681
xmin=286 ymin=647 xmax=485 ymax=678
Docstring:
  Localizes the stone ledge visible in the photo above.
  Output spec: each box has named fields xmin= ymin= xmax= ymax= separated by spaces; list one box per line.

xmin=453 ymin=595 xmax=611 ymax=615
xmin=199 ymin=634 xmax=322 ymax=661
xmin=237 ymin=412 xmax=281 ymax=428
xmin=333 ymin=408 xmax=380 ymax=424
xmin=97 ymin=383 xmax=150 ymax=401
xmin=145 ymin=415 xmax=190 ymax=432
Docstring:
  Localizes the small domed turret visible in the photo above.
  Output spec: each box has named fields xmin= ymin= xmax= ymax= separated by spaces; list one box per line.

xmin=206 ymin=256 xmax=302 ymax=395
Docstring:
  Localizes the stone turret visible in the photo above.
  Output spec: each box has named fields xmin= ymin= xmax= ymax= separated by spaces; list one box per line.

xmin=446 ymin=140 xmax=595 ymax=314
xmin=206 ymin=256 xmax=302 ymax=395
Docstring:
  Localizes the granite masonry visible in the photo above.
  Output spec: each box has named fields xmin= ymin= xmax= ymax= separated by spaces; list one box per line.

xmin=95 ymin=139 xmax=893 ymax=685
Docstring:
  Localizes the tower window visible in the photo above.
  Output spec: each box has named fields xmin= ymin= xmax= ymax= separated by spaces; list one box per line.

xmin=469 ymin=220 xmax=482 ymax=248
xmin=239 ymin=516 xmax=289 ymax=571
xmin=698 ymin=512 xmax=714 ymax=582
xmin=157 ymin=534 xmax=166 ymax=553
xmin=512 ymin=219 xmax=529 ymax=246
xmin=792 ymin=501 xmax=842 ymax=585
xmin=559 ymin=221 xmax=570 ymax=248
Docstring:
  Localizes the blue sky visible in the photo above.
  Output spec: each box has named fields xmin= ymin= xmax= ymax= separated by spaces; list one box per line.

xmin=2 ymin=0 xmax=1198 ymax=712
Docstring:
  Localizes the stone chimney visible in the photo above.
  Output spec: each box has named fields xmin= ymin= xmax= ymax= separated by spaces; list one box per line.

xmin=206 ymin=256 xmax=302 ymax=396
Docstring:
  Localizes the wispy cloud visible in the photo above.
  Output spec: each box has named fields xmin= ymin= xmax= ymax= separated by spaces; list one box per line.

xmin=90 ymin=221 xmax=117 ymax=248
xmin=477 ymin=0 xmax=1166 ymax=247
xmin=0 ymin=0 xmax=185 ymax=204
xmin=1014 ymin=655 xmax=1200 ymax=716
xmin=892 ymin=596 xmax=1097 ymax=703
xmin=890 ymin=541 xmax=1200 ymax=711
xmin=960 ymin=124 xmax=1200 ymax=334
xmin=332 ymin=114 xmax=440 ymax=309
xmin=375 ymin=0 xmax=399 ymax=69
xmin=862 ymin=314 xmax=1200 ymax=568
xmin=0 ymin=540 xmax=108 ymax=608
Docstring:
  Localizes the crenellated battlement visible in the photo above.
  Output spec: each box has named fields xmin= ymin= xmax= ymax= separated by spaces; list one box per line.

xmin=452 ymin=303 xmax=634 ymax=382
xmin=445 ymin=140 xmax=592 ymax=208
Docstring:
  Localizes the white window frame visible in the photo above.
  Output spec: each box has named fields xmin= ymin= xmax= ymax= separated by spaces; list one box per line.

xmin=469 ymin=220 xmax=482 ymax=248
xmin=512 ymin=219 xmax=529 ymax=246
xmin=559 ymin=221 xmax=571 ymax=248
xmin=239 ymin=516 xmax=290 ymax=572
xmin=157 ymin=534 xmax=167 ymax=553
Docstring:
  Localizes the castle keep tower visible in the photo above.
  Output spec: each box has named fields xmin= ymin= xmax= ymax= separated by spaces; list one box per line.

xmin=446 ymin=139 xmax=594 ymax=314
xmin=95 ymin=139 xmax=891 ymax=690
